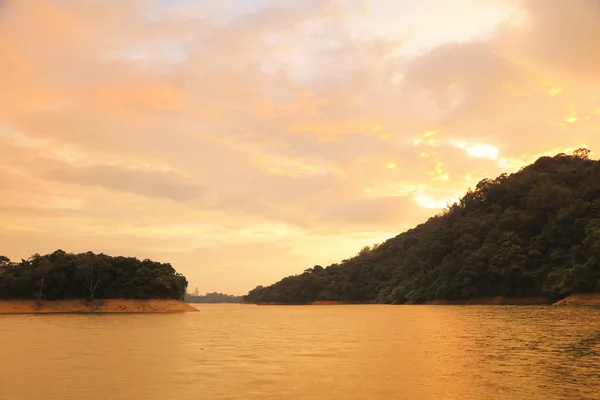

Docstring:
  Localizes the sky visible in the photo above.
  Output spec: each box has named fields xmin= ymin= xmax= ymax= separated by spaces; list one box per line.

xmin=1 ymin=0 xmax=599 ymax=295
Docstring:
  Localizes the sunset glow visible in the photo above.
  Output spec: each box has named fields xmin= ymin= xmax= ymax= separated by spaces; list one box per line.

xmin=455 ymin=142 xmax=501 ymax=160
xmin=1 ymin=0 xmax=600 ymax=294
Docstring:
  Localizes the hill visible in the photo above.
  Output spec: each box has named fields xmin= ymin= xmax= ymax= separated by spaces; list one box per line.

xmin=244 ymin=149 xmax=600 ymax=304
xmin=0 ymin=250 xmax=188 ymax=301
xmin=185 ymin=292 xmax=243 ymax=303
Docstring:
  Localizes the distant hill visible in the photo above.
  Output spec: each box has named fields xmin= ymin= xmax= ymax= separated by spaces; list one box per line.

xmin=185 ymin=292 xmax=243 ymax=303
xmin=244 ymin=149 xmax=600 ymax=304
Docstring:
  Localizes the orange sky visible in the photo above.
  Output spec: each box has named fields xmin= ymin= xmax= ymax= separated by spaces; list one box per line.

xmin=1 ymin=0 xmax=599 ymax=294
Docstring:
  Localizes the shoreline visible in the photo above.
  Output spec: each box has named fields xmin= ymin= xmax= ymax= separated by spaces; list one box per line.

xmin=251 ymin=293 xmax=600 ymax=306
xmin=423 ymin=296 xmax=552 ymax=305
xmin=0 ymin=299 xmax=198 ymax=314
xmin=553 ymin=293 xmax=600 ymax=306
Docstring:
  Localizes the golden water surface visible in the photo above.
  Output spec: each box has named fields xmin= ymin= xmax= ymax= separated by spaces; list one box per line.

xmin=0 ymin=304 xmax=599 ymax=400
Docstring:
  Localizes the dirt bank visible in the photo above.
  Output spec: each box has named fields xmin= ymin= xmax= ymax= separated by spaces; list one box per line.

xmin=252 ymin=294 xmax=600 ymax=306
xmin=0 ymin=299 xmax=198 ymax=314
xmin=423 ymin=296 xmax=553 ymax=305
xmin=253 ymin=297 xmax=553 ymax=305
xmin=553 ymin=293 xmax=600 ymax=306
xmin=311 ymin=301 xmax=346 ymax=305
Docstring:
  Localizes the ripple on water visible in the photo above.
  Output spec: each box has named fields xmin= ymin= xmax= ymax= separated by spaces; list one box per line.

xmin=0 ymin=304 xmax=599 ymax=400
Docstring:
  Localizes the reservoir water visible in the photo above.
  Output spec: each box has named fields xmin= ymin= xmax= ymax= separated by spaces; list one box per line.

xmin=0 ymin=304 xmax=599 ymax=399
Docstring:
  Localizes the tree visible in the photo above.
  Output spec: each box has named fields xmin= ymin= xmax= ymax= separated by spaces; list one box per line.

xmin=573 ymin=148 xmax=591 ymax=160
xmin=76 ymin=253 xmax=109 ymax=301
xmin=0 ymin=255 xmax=10 ymax=277
xmin=35 ymin=258 xmax=53 ymax=304
xmin=358 ymin=246 xmax=371 ymax=256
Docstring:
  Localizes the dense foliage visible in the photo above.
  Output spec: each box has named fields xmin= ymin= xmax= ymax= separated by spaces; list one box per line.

xmin=185 ymin=291 xmax=243 ymax=303
xmin=0 ymin=250 xmax=188 ymax=301
xmin=245 ymin=149 xmax=600 ymax=304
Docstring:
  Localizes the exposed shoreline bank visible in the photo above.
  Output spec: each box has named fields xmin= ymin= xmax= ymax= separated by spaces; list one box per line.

xmin=251 ymin=293 xmax=600 ymax=306
xmin=553 ymin=293 xmax=600 ymax=306
xmin=423 ymin=296 xmax=552 ymax=305
xmin=425 ymin=293 xmax=600 ymax=306
xmin=0 ymin=299 xmax=198 ymax=314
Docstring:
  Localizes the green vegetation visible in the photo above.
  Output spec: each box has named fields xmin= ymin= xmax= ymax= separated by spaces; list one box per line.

xmin=244 ymin=149 xmax=600 ymax=304
xmin=0 ymin=250 xmax=188 ymax=301
xmin=185 ymin=291 xmax=242 ymax=303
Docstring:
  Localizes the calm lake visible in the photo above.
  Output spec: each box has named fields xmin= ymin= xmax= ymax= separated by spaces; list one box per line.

xmin=0 ymin=304 xmax=599 ymax=399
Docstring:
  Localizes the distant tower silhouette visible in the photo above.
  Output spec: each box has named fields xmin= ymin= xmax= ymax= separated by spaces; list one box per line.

xmin=193 ymin=286 xmax=199 ymax=296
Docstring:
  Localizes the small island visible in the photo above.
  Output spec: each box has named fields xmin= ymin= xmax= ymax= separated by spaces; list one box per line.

xmin=0 ymin=250 xmax=197 ymax=313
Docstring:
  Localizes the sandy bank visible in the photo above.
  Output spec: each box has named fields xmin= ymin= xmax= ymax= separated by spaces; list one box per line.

xmin=0 ymin=299 xmax=198 ymax=314
xmin=553 ymin=293 xmax=600 ymax=306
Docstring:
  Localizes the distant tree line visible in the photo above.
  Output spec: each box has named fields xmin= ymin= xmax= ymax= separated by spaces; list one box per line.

xmin=245 ymin=149 xmax=600 ymax=304
xmin=0 ymin=250 xmax=188 ymax=301
xmin=185 ymin=290 xmax=242 ymax=303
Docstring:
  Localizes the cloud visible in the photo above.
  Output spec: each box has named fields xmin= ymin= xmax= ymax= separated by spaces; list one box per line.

xmin=1 ymin=0 xmax=600 ymax=293
xmin=320 ymin=195 xmax=434 ymax=229
xmin=40 ymin=162 xmax=204 ymax=202
xmin=505 ymin=0 xmax=600 ymax=79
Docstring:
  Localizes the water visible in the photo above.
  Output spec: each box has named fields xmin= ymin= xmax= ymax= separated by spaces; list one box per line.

xmin=0 ymin=304 xmax=599 ymax=400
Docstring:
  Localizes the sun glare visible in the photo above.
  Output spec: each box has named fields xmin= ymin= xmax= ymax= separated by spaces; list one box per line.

xmin=414 ymin=193 xmax=458 ymax=209
xmin=455 ymin=142 xmax=499 ymax=160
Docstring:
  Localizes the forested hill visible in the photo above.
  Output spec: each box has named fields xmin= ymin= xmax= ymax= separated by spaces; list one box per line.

xmin=244 ymin=149 xmax=600 ymax=304
xmin=0 ymin=250 xmax=188 ymax=301
xmin=185 ymin=292 xmax=243 ymax=303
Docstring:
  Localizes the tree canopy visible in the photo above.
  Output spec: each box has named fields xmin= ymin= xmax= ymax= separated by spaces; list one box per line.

xmin=0 ymin=250 xmax=188 ymax=301
xmin=244 ymin=150 xmax=600 ymax=304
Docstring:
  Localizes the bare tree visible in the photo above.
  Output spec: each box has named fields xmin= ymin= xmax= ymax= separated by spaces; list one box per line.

xmin=35 ymin=258 xmax=53 ymax=306
xmin=76 ymin=253 xmax=107 ymax=301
